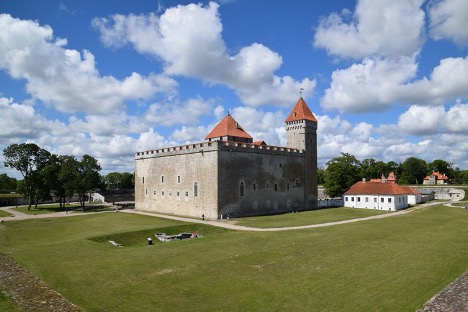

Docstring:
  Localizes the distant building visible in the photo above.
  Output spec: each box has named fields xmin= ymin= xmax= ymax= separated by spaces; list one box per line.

xmin=134 ymin=97 xmax=318 ymax=220
xmin=423 ymin=171 xmax=449 ymax=185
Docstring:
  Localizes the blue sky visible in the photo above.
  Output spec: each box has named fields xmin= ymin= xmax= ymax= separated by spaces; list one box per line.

xmin=1 ymin=0 xmax=467 ymax=178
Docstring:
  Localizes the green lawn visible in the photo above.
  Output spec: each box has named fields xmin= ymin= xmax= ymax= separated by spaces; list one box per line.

xmin=0 ymin=205 xmax=467 ymax=311
xmin=0 ymin=291 xmax=18 ymax=312
xmin=231 ymin=207 xmax=392 ymax=228
xmin=12 ymin=203 xmax=112 ymax=215
xmin=0 ymin=210 xmax=13 ymax=218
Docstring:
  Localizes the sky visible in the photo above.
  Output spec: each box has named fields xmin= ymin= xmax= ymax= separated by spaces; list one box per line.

xmin=1 ymin=0 xmax=468 ymax=179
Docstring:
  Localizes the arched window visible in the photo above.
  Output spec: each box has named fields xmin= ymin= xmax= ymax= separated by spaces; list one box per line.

xmin=240 ymin=181 xmax=245 ymax=197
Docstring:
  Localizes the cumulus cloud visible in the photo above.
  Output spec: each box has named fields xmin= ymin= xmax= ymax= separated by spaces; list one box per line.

xmin=429 ymin=0 xmax=468 ymax=45
xmin=0 ymin=13 xmax=176 ymax=114
xmin=314 ymin=0 xmax=425 ymax=59
xmin=0 ymin=97 xmax=65 ymax=140
xmin=144 ymin=97 xmax=214 ymax=126
xmin=321 ymin=56 xmax=417 ymax=112
xmin=92 ymin=2 xmax=315 ymax=107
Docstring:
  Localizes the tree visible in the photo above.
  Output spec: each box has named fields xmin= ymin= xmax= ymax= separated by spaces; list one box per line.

xmin=3 ymin=143 xmax=50 ymax=210
xmin=360 ymin=158 xmax=388 ymax=180
xmin=0 ymin=173 xmax=17 ymax=190
xmin=105 ymin=172 xmax=122 ymax=189
xmin=399 ymin=157 xmax=427 ymax=185
xmin=428 ymin=159 xmax=454 ymax=178
xmin=324 ymin=153 xmax=361 ymax=198
xmin=120 ymin=172 xmax=134 ymax=189
xmin=317 ymin=167 xmax=325 ymax=185
xmin=75 ymin=155 xmax=101 ymax=210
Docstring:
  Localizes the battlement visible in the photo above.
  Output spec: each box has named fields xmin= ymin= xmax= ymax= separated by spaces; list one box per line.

xmin=135 ymin=140 xmax=303 ymax=159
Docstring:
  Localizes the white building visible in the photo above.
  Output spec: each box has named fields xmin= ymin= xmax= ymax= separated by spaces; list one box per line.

xmin=343 ymin=180 xmax=411 ymax=211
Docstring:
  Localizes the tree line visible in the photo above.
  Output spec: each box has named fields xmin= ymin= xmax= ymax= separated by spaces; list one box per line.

xmin=2 ymin=143 xmax=134 ymax=210
xmin=319 ymin=153 xmax=468 ymax=198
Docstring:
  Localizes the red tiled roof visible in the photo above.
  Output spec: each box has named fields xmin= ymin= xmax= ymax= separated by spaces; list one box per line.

xmin=399 ymin=186 xmax=421 ymax=195
xmin=423 ymin=171 xmax=449 ymax=180
xmin=285 ymin=97 xmax=317 ymax=123
xmin=253 ymin=141 xmax=267 ymax=146
xmin=344 ymin=181 xmax=408 ymax=195
xmin=387 ymin=172 xmax=397 ymax=181
xmin=205 ymin=114 xmax=252 ymax=140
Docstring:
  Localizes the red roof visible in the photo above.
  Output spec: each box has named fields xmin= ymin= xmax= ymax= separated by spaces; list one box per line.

xmin=399 ymin=186 xmax=421 ymax=195
xmin=423 ymin=171 xmax=449 ymax=180
xmin=387 ymin=172 xmax=397 ymax=182
xmin=344 ymin=181 xmax=408 ymax=195
xmin=285 ymin=97 xmax=317 ymax=123
xmin=205 ymin=114 xmax=252 ymax=140
xmin=253 ymin=141 xmax=267 ymax=146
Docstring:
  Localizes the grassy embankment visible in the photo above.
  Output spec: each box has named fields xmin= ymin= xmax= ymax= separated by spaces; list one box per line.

xmin=0 ymin=204 xmax=467 ymax=311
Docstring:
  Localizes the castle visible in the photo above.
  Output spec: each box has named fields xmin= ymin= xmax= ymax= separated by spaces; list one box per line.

xmin=134 ymin=97 xmax=318 ymax=220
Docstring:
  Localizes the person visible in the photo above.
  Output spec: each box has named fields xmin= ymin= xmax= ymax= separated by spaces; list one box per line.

xmin=202 ymin=214 xmax=205 ymax=220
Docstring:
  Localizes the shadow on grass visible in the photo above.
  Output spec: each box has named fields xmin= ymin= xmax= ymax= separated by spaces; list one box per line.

xmin=13 ymin=204 xmax=113 ymax=215
xmin=88 ymin=224 xmax=231 ymax=247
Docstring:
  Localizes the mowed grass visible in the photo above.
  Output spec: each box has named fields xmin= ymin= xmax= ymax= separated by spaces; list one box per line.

xmin=0 ymin=205 xmax=467 ymax=311
xmin=0 ymin=210 xmax=13 ymax=218
xmin=231 ymin=206 xmax=392 ymax=228
xmin=12 ymin=203 xmax=112 ymax=215
xmin=0 ymin=291 xmax=19 ymax=312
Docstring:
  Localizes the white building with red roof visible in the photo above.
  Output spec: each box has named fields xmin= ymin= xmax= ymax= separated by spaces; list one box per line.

xmin=423 ymin=171 xmax=449 ymax=185
xmin=343 ymin=178 xmax=421 ymax=211
xmin=135 ymin=97 xmax=318 ymax=220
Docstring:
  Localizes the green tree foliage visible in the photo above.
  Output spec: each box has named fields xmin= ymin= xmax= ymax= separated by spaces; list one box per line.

xmin=104 ymin=172 xmax=134 ymax=189
xmin=399 ymin=157 xmax=428 ymax=185
xmin=428 ymin=159 xmax=454 ymax=177
xmin=3 ymin=143 xmax=51 ymax=210
xmin=76 ymin=155 xmax=101 ymax=210
xmin=317 ymin=167 xmax=325 ymax=185
xmin=0 ymin=173 xmax=17 ymax=190
xmin=324 ymin=153 xmax=361 ymax=198
xmin=360 ymin=158 xmax=388 ymax=180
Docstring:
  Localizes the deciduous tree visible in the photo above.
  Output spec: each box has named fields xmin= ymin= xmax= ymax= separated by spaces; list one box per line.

xmin=324 ymin=153 xmax=361 ymax=198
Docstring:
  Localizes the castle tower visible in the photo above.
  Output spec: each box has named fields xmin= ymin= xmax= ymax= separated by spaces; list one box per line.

xmin=285 ymin=97 xmax=318 ymax=209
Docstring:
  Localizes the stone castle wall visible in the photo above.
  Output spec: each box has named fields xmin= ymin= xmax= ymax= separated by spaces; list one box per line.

xmin=135 ymin=141 xmax=307 ymax=219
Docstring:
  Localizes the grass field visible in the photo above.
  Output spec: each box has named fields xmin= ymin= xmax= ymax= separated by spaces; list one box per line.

xmin=231 ymin=207 xmax=392 ymax=228
xmin=12 ymin=203 xmax=112 ymax=215
xmin=0 ymin=205 xmax=467 ymax=311
xmin=0 ymin=291 xmax=18 ymax=312
xmin=0 ymin=210 xmax=13 ymax=218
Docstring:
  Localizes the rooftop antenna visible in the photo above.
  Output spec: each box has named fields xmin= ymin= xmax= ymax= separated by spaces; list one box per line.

xmin=300 ymin=87 xmax=304 ymax=97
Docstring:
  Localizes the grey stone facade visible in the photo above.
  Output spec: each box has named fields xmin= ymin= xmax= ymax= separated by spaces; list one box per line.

xmin=135 ymin=98 xmax=318 ymax=220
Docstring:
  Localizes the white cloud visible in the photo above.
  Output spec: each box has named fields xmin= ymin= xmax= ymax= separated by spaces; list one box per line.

xmin=92 ymin=2 xmax=315 ymax=107
xmin=321 ymin=56 xmax=417 ymax=113
xmin=398 ymin=105 xmax=445 ymax=135
xmin=0 ymin=13 xmax=176 ymax=114
xmin=0 ymin=97 xmax=65 ymax=140
xmin=400 ymin=56 xmax=468 ymax=105
xmin=429 ymin=0 xmax=468 ymax=45
xmin=144 ymin=97 xmax=214 ymax=126
xmin=314 ymin=0 xmax=425 ymax=59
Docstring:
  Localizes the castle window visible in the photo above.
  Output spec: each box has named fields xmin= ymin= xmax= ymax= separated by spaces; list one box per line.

xmin=287 ymin=183 xmax=290 ymax=191
xmin=145 ymin=188 xmax=148 ymax=195
xmin=240 ymin=181 xmax=245 ymax=197
xmin=142 ymin=177 xmax=145 ymax=184
xmin=185 ymin=191 xmax=189 ymax=197
xmin=253 ymin=183 xmax=256 ymax=190
xmin=177 ymin=176 xmax=180 ymax=183
xmin=162 ymin=191 xmax=164 ymax=195
xmin=194 ymin=182 xmax=198 ymax=197
xmin=295 ymin=179 xmax=299 ymax=187
xmin=177 ymin=191 xmax=179 ymax=196
xmin=161 ymin=176 xmax=164 ymax=183
xmin=266 ymin=183 xmax=269 ymax=189
xmin=274 ymin=184 xmax=278 ymax=192
xmin=153 ymin=190 xmax=156 ymax=195
xmin=279 ymin=163 xmax=282 ymax=167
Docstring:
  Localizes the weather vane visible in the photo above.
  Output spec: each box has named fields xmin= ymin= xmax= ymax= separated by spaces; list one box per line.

xmin=300 ymin=87 xmax=304 ymax=97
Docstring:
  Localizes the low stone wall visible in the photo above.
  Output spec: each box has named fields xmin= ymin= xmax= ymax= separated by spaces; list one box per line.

xmin=413 ymin=187 xmax=465 ymax=201
xmin=317 ymin=198 xmax=343 ymax=208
